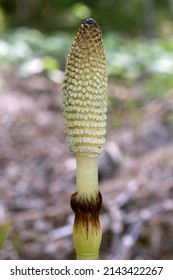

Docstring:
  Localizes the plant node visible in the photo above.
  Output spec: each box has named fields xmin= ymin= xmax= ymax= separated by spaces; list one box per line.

xmin=70 ymin=191 xmax=102 ymax=238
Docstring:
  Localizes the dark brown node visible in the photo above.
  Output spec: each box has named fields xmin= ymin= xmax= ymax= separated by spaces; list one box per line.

xmin=70 ymin=191 xmax=102 ymax=238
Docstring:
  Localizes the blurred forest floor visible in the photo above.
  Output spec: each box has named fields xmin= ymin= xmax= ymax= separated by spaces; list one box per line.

xmin=0 ymin=31 xmax=173 ymax=260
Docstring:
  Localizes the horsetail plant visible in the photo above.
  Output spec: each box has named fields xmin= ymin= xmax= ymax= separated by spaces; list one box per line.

xmin=62 ymin=18 xmax=107 ymax=260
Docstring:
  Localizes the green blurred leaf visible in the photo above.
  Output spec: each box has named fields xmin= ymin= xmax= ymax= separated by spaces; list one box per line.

xmin=0 ymin=222 xmax=10 ymax=249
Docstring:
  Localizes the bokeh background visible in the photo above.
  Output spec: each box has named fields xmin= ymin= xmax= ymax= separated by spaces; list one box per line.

xmin=0 ymin=0 xmax=173 ymax=260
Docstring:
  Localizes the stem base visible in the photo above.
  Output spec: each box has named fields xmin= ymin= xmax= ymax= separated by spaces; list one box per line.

xmin=71 ymin=191 xmax=102 ymax=260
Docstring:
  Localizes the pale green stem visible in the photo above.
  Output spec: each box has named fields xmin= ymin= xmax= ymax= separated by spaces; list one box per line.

xmin=71 ymin=153 xmax=102 ymax=260
xmin=76 ymin=154 xmax=98 ymax=195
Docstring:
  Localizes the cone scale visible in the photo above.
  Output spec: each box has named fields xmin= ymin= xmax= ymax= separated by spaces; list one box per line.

xmin=62 ymin=18 xmax=107 ymax=260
